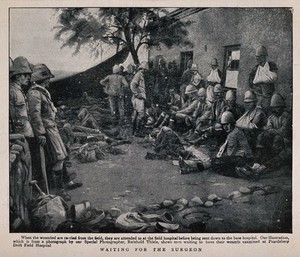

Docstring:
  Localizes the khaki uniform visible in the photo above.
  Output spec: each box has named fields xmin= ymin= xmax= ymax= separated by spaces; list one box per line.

xmin=9 ymin=82 xmax=34 ymax=137
xmin=236 ymin=106 xmax=267 ymax=150
xmin=257 ymin=111 xmax=292 ymax=168
xmin=130 ymin=70 xmax=146 ymax=121
xmin=100 ymin=74 xmax=128 ymax=120
xmin=27 ymin=84 xmax=67 ymax=169
xmin=175 ymin=98 xmax=199 ymax=122
xmin=249 ymin=61 xmax=278 ymax=112
xmin=192 ymin=101 xmax=212 ymax=129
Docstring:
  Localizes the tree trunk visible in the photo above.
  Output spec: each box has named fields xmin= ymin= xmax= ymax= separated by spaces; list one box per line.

xmin=130 ymin=47 xmax=140 ymax=66
xmin=124 ymin=26 xmax=140 ymax=65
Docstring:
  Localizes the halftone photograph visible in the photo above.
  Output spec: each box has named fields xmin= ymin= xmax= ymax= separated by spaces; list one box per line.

xmin=9 ymin=7 xmax=292 ymax=234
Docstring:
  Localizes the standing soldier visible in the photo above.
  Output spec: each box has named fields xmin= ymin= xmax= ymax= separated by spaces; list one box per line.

xmin=27 ymin=64 xmax=73 ymax=201
xmin=249 ymin=45 xmax=278 ymax=114
xmin=9 ymin=56 xmax=34 ymax=139
xmin=100 ymin=64 xmax=129 ymax=125
xmin=130 ymin=61 xmax=149 ymax=137
xmin=206 ymin=58 xmax=223 ymax=103
xmin=123 ymin=64 xmax=135 ymax=120
xmin=9 ymin=56 xmax=34 ymax=228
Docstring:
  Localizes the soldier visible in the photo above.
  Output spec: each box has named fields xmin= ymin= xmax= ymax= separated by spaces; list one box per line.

xmin=236 ymin=90 xmax=267 ymax=151
xmin=249 ymin=45 xmax=278 ymax=114
xmin=100 ymin=64 xmax=129 ymax=124
xmin=206 ymin=58 xmax=223 ymax=103
xmin=123 ymin=64 xmax=135 ymax=119
xmin=172 ymin=84 xmax=199 ymax=128
xmin=148 ymin=87 xmax=182 ymax=129
xmin=27 ymin=64 xmax=80 ymax=201
xmin=190 ymin=63 xmax=203 ymax=89
xmin=9 ymin=56 xmax=34 ymax=139
xmin=184 ymin=88 xmax=212 ymax=140
xmin=188 ymin=84 xmax=226 ymax=145
xmin=130 ymin=61 xmax=149 ymax=137
xmin=9 ymin=56 xmax=34 ymax=227
xmin=211 ymin=84 xmax=226 ymax=122
xmin=256 ymin=93 xmax=291 ymax=169
xmin=221 ymin=90 xmax=244 ymax=120
xmin=180 ymin=111 xmax=254 ymax=179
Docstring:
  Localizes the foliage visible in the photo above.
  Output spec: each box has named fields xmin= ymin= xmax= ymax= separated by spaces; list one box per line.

xmin=53 ymin=8 xmax=193 ymax=64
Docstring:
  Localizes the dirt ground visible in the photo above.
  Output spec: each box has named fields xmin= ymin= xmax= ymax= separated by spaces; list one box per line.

xmin=67 ymin=129 xmax=292 ymax=233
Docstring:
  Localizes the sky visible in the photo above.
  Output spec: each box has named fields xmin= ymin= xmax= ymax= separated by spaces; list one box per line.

xmin=10 ymin=8 xmax=114 ymax=72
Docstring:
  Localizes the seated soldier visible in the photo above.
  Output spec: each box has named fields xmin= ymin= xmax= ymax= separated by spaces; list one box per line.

xmin=169 ymin=84 xmax=199 ymax=130
xmin=188 ymin=84 xmax=226 ymax=145
xmin=180 ymin=111 xmax=255 ymax=179
xmin=236 ymin=90 xmax=267 ymax=151
xmin=145 ymin=102 xmax=160 ymax=128
xmin=150 ymin=87 xmax=182 ymax=128
xmin=222 ymin=90 xmax=245 ymax=120
xmin=256 ymin=93 xmax=291 ymax=169
xmin=167 ymin=87 xmax=182 ymax=111
xmin=77 ymin=107 xmax=98 ymax=129
xmin=183 ymin=88 xmax=212 ymax=139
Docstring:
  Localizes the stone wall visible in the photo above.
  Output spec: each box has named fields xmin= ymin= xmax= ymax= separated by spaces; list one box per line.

xmin=149 ymin=8 xmax=292 ymax=108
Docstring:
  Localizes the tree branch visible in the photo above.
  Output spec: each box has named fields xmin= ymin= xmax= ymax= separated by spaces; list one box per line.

xmin=136 ymin=41 xmax=154 ymax=52
xmin=104 ymin=33 xmax=127 ymax=45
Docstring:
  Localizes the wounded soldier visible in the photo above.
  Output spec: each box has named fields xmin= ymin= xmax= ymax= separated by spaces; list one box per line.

xmin=256 ymin=93 xmax=292 ymax=170
xmin=236 ymin=90 xmax=267 ymax=151
xmin=180 ymin=111 xmax=256 ymax=179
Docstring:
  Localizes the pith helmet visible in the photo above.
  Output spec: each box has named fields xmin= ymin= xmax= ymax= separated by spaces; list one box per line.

xmin=255 ymin=45 xmax=268 ymax=56
xmin=225 ymin=90 xmax=236 ymax=101
xmin=198 ymin=87 xmax=206 ymax=97
xmin=244 ymin=90 xmax=257 ymax=103
xmin=185 ymin=85 xmax=198 ymax=95
xmin=214 ymin=84 xmax=223 ymax=93
xmin=191 ymin=63 xmax=198 ymax=71
xmin=221 ymin=111 xmax=236 ymax=124
xmin=270 ymin=93 xmax=285 ymax=107
xmin=9 ymin=57 xmax=15 ymax=72
xmin=138 ymin=61 xmax=149 ymax=70
xmin=211 ymin=58 xmax=218 ymax=66
xmin=31 ymin=63 xmax=54 ymax=82
xmin=112 ymin=64 xmax=121 ymax=74
xmin=11 ymin=56 xmax=32 ymax=76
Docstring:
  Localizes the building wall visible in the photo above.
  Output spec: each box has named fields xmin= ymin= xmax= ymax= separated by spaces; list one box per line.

xmin=149 ymin=8 xmax=292 ymax=107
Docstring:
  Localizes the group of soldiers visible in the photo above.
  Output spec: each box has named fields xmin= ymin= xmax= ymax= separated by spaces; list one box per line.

xmin=9 ymin=44 xmax=292 ymax=203
xmin=100 ymin=45 xmax=291 ymax=176
xmin=9 ymin=57 xmax=82 ymax=202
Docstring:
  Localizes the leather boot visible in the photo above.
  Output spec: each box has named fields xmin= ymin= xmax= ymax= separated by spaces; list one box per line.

xmin=135 ymin=119 xmax=144 ymax=138
xmin=53 ymin=171 xmax=71 ymax=201
xmin=132 ymin=119 xmax=137 ymax=135
xmin=179 ymin=157 xmax=204 ymax=175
